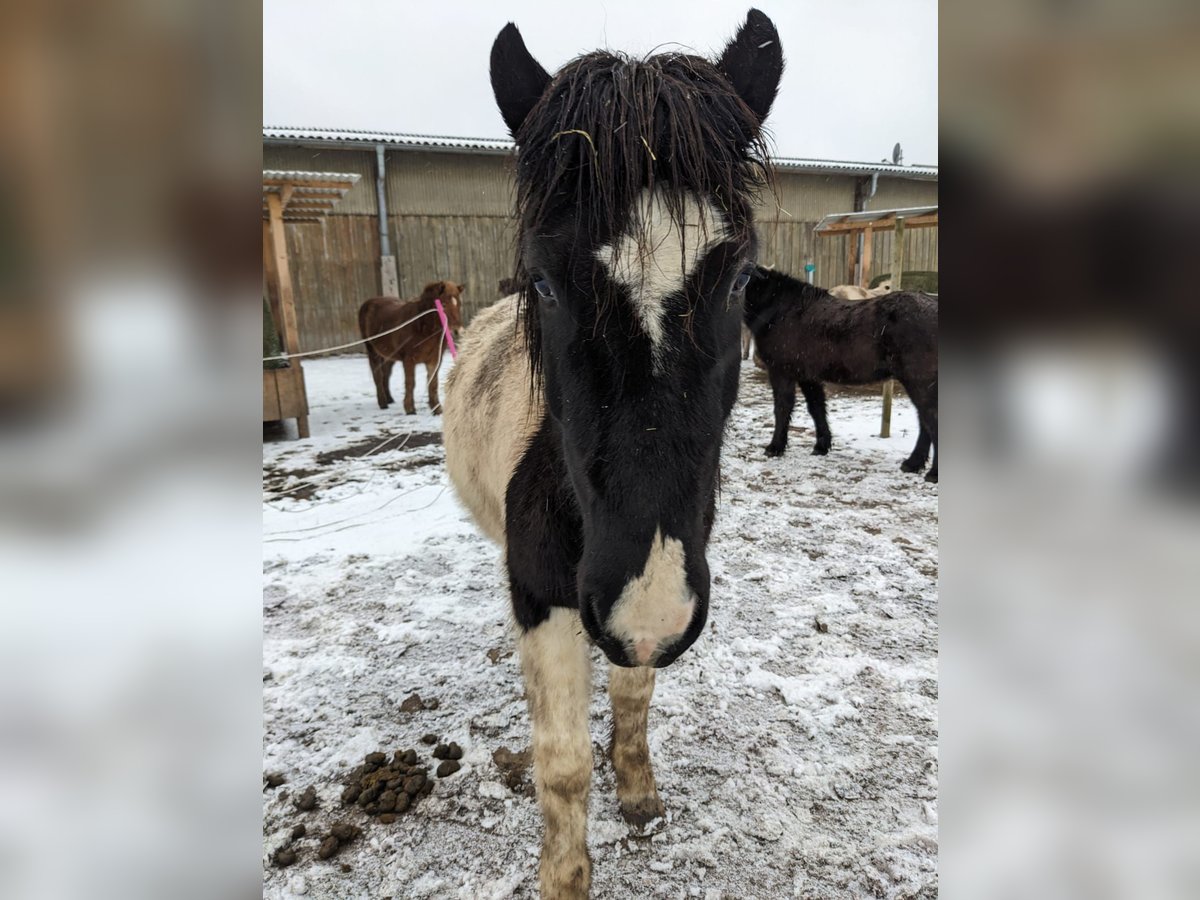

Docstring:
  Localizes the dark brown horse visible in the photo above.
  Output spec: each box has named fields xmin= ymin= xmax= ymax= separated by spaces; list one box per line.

xmin=358 ymin=280 xmax=464 ymax=414
xmin=743 ymin=266 xmax=939 ymax=481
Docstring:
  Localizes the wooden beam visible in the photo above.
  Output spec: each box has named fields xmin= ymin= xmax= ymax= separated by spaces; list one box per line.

xmin=279 ymin=184 xmax=295 ymax=213
xmin=846 ymin=230 xmax=859 ymax=286
xmin=266 ymin=192 xmax=301 ymax=357
xmin=262 ymin=219 xmax=280 ymax=330
xmin=859 ymin=226 xmax=873 ymax=287
xmin=816 ymin=213 xmax=938 ymax=235
xmin=262 ymin=201 xmax=336 ymax=213
xmin=880 ymin=217 xmax=905 ymax=438
xmin=263 ymin=177 xmax=357 ymax=191
xmin=890 ymin=218 xmax=906 ymax=291
xmin=881 ymin=377 xmax=895 ymax=438
xmin=278 ymin=204 xmax=336 ymax=213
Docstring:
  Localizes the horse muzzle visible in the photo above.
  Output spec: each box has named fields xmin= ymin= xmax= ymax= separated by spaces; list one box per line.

xmin=580 ymin=586 xmax=707 ymax=668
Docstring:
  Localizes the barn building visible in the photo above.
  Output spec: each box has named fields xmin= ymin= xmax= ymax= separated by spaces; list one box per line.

xmin=263 ymin=127 xmax=938 ymax=352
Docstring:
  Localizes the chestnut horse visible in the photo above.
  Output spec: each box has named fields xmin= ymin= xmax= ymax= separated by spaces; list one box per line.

xmin=444 ymin=11 xmax=782 ymax=897
xmin=358 ymin=280 xmax=464 ymax=414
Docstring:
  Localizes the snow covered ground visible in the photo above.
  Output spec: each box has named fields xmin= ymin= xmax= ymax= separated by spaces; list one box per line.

xmin=263 ymin=355 xmax=938 ymax=899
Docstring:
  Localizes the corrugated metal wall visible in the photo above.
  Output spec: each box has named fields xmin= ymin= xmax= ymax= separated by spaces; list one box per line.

xmin=759 ymin=172 xmax=858 ymax=223
xmin=263 ymin=144 xmax=937 ymax=352
xmin=870 ymin=178 xmax=938 ymax=211
xmin=390 ymin=214 xmax=519 ymax=314
xmin=386 ymin=151 xmax=514 ymax=216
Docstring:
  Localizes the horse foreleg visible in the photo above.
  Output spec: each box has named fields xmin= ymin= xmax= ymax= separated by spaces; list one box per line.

xmin=765 ymin=368 xmax=796 ymax=457
xmin=427 ymin=356 xmax=442 ymax=415
xmin=925 ymin=405 xmax=938 ymax=483
xmin=402 ymin=357 xmax=417 ymax=415
xmin=383 ymin=359 xmax=396 ymax=405
xmin=608 ymin=664 xmax=663 ymax=828
xmin=521 ymin=607 xmax=593 ymax=899
xmin=741 ymin=324 xmax=752 ymax=361
xmin=799 ymin=380 xmax=831 ymax=455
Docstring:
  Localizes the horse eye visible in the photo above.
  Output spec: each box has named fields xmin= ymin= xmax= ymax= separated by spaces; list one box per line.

xmin=733 ymin=271 xmax=752 ymax=292
xmin=533 ymin=279 xmax=555 ymax=301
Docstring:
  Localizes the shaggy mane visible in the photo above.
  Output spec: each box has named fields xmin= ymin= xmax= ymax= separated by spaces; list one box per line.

xmin=756 ymin=267 xmax=831 ymax=306
xmin=509 ymin=51 xmax=774 ymax=378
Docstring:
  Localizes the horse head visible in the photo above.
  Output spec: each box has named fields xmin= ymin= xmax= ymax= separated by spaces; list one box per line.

xmin=490 ymin=10 xmax=783 ymax=667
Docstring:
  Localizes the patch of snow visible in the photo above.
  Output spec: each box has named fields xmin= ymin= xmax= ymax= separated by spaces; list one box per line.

xmin=264 ymin=357 xmax=937 ymax=898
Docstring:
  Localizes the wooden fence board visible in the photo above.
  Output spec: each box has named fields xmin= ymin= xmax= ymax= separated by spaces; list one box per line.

xmin=280 ymin=212 xmax=936 ymax=353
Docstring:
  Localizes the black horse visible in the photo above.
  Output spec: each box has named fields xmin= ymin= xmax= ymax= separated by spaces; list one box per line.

xmin=444 ymin=11 xmax=782 ymax=897
xmin=743 ymin=266 xmax=939 ymax=481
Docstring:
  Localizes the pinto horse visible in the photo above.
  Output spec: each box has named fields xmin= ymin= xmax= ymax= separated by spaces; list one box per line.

xmin=743 ymin=266 xmax=939 ymax=481
xmin=358 ymin=280 xmax=463 ymax=414
xmin=443 ymin=11 xmax=783 ymax=897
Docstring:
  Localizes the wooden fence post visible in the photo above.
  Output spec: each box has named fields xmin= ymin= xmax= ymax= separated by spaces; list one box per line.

xmin=881 ymin=217 xmax=905 ymax=438
xmin=860 ymin=226 xmax=873 ymax=287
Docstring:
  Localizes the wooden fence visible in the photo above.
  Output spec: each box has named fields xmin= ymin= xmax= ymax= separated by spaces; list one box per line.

xmin=283 ymin=212 xmax=937 ymax=354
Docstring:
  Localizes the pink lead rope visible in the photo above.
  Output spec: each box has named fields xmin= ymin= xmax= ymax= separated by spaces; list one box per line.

xmin=433 ymin=298 xmax=458 ymax=360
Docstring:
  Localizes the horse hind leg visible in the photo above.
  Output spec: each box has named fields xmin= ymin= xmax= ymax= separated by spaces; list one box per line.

xmin=920 ymin=387 xmax=938 ymax=483
xmin=799 ymin=380 xmax=832 ymax=455
xmin=901 ymin=425 xmax=931 ymax=474
xmin=402 ymin=357 xmax=417 ymax=415
xmin=608 ymin=664 xmax=664 ymax=829
xmin=925 ymin=415 xmax=938 ymax=483
xmin=909 ymin=382 xmax=938 ymax=483
xmin=765 ymin=368 xmax=796 ymax=457
xmin=521 ymin=608 xmax=593 ymax=899
xmin=899 ymin=377 xmax=938 ymax=481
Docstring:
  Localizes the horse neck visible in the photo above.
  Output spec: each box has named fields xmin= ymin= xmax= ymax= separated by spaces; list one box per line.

xmin=402 ymin=295 xmax=441 ymax=334
xmin=748 ymin=275 xmax=824 ymax=332
xmin=785 ymin=277 xmax=826 ymax=307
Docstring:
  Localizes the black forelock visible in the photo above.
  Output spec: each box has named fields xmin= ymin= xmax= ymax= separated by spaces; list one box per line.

xmin=507 ymin=50 xmax=774 ymax=381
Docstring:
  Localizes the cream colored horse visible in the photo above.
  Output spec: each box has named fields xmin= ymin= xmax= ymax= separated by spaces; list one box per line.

xmin=829 ymin=279 xmax=893 ymax=299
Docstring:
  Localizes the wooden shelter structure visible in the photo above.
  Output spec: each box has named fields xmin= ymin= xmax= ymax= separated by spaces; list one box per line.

xmin=814 ymin=205 xmax=939 ymax=438
xmin=263 ymin=170 xmax=360 ymax=438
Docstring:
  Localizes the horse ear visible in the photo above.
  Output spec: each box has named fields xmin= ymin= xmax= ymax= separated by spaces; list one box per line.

xmin=490 ymin=23 xmax=552 ymax=137
xmin=717 ymin=9 xmax=784 ymax=123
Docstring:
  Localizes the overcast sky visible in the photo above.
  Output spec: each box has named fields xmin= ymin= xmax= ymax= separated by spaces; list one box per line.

xmin=264 ymin=0 xmax=937 ymax=165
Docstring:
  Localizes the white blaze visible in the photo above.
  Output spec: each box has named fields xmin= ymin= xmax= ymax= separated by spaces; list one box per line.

xmin=608 ymin=529 xmax=696 ymax=665
xmin=595 ymin=190 xmax=727 ymax=370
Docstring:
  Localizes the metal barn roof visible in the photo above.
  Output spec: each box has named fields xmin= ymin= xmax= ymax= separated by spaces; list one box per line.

xmin=262 ymin=170 xmax=362 ymax=221
xmin=263 ymin=126 xmax=938 ymax=180
xmin=264 ymin=126 xmax=514 ymax=154
xmin=814 ymin=205 xmax=939 ymax=234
